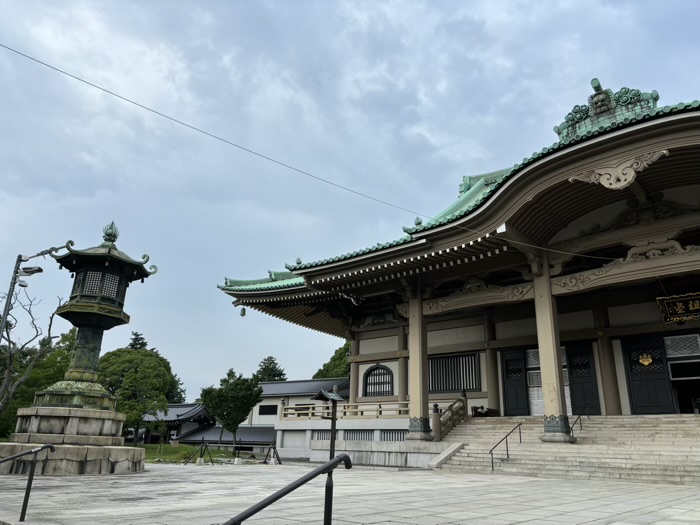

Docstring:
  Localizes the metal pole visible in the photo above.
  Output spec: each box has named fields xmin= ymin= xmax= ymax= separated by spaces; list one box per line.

xmin=505 ymin=436 xmax=509 ymax=460
xmin=324 ymin=469 xmax=334 ymax=525
xmin=0 ymin=255 xmax=22 ymax=346
xmin=518 ymin=424 xmax=522 ymax=443
xmin=329 ymin=400 xmax=337 ymax=460
xmin=19 ymin=454 xmax=38 ymax=522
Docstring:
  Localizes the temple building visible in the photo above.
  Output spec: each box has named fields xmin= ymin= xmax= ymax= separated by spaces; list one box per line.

xmin=220 ymin=79 xmax=700 ymax=459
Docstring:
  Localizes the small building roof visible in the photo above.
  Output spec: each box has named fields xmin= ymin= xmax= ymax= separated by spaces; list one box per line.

xmin=174 ymin=425 xmax=276 ymax=445
xmin=261 ymin=378 xmax=349 ymax=397
xmin=143 ymin=403 xmax=213 ymax=424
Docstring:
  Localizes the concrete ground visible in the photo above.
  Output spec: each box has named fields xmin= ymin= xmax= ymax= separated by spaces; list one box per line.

xmin=1 ymin=463 xmax=700 ymax=525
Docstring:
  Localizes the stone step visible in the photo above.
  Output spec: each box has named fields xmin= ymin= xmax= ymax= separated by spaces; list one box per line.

xmin=449 ymin=455 xmax=700 ymax=469
xmin=440 ymin=464 xmax=700 ymax=484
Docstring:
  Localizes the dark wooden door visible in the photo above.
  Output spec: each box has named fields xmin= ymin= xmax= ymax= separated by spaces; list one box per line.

xmin=566 ymin=343 xmax=601 ymax=416
xmin=503 ymin=349 xmax=529 ymax=416
xmin=622 ymin=336 xmax=674 ymax=414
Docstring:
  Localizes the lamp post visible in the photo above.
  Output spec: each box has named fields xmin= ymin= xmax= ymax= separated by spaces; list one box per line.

xmin=0 ymin=245 xmax=69 ymax=345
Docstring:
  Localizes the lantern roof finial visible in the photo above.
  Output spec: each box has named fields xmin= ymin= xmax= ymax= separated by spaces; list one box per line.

xmin=102 ymin=222 xmax=119 ymax=243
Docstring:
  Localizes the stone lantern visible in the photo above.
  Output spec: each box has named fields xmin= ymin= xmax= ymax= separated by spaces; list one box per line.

xmin=1 ymin=223 xmax=157 ymax=475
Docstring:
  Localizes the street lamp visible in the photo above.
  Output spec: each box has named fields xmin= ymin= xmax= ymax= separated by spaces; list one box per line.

xmin=0 ymin=247 xmax=68 ymax=347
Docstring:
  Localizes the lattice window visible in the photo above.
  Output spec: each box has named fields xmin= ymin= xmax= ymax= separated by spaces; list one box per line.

xmin=102 ymin=274 xmax=120 ymax=298
xmin=568 ymin=353 xmax=591 ymax=377
xmin=380 ymin=430 xmax=407 ymax=442
xmin=313 ymin=430 xmax=331 ymax=440
xmin=429 ymin=353 xmax=481 ymax=392
xmin=505 ymin=358 xmax=524 ymax=380
xmin=525 ymin=349 xmax=540 ymax=368
xmin=363 ymin=365 xmax=393 ymax=397
xmin=527 ymin=370 xmax=542 ymax=387
xmin=664 ymin=335 xmax=700 ymax=358
xmin=345 ymin=430 xmax=373 ymax=441
xmin=83 ymin=271 xmax=102 ymax=295
xmin=629 ymin=348 xmax=666 ymax=373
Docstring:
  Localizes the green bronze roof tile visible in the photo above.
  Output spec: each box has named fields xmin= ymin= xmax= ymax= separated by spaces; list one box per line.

xmin=219 ymin=271 xmax=304 ymax=292
xmin=278 ymin=80 xmax=700 ymax=272
xmin=286 ymin=235 xmax=414 ymax=271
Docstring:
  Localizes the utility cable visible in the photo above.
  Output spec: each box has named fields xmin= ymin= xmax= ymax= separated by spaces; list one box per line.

xmin=0 ymin=42 xmax=615 ymax=262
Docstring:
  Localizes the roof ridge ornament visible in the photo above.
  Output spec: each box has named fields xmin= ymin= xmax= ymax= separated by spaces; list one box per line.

xmin=554 ymin=78 xmax=659 ymax=142
xmin=102 ymin=221 xmax=119 ymax=243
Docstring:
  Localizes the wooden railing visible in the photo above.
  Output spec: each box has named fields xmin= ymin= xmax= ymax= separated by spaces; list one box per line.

xmin=281 ymin=402 xmax=409 ymax=420
xmin=432 ymin=395 xmax=468 ymax=442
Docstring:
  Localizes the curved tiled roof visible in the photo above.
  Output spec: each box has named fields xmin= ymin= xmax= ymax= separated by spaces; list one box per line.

xmin=219 ymin=271 xmax=305 ymax=292
xmin=224 ymin=79 xmax=700 ymax=285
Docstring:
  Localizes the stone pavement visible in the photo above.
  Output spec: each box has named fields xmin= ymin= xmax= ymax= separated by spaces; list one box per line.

xmin=1 ymin=463 xmax=700 ymax=525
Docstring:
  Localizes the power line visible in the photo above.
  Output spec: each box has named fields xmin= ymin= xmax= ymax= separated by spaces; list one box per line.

xmin=0 ymin=42 xmax=615 ymax=262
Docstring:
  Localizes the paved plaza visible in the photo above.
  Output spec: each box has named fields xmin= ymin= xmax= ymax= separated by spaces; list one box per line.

xmin=1 ymin=463 xmax=700 ymax=525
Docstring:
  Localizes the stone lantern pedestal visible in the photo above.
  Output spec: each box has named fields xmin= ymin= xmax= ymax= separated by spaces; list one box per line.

xmin=0 ymin=223 xmax=157 ymax=476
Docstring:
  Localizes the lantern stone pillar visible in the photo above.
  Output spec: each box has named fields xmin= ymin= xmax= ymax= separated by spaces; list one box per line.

xmin=406 ymin=284 xmax=432 ymax=440
xmin=534 ymin=252 xmax=575 ymax=443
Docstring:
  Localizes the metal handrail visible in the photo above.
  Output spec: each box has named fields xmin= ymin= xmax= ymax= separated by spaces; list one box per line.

xmin=0 ymin=444 xmax=55 ymax=522
xmin=488 ymin=423 xmax=522 ymax=472
xmin=569 ymin=404 xmax=589 ymax=438
xmin=224 ymin=453 xmax=352 ymax=525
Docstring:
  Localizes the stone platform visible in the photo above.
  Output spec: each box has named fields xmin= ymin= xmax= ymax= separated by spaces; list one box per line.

xmin=0 ymin=406 xmax=144 ymax=475
xmin=0 ymin=443 xmax=144 ymax=475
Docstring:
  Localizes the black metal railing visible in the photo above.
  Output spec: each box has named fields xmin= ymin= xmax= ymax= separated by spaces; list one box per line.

xmin=488 ymin=423 xmax=521 ymax=472
xmin=569 ymin=405 xmax=589 ymax=439
xmin=223 ymin=453 xmax=352 ymax=525
xmin=0 ymin=444 xmax=55 ymax=522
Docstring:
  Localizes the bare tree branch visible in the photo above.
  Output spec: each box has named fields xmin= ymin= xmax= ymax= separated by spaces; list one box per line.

xmin=0 ymin=295 xmax=65 ymax=414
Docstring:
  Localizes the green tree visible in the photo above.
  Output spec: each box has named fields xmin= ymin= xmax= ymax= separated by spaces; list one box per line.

xmin=127 ymin=332 xmax=149 ymax=350
xmin=117 ymin=332 xmax=185 ymax=403
xmin=253 ymin=356 xmax=287 ymax=382
xmin=200 ymin=369 xmax=262 ymax=443
xmin=98 ymin=348 xmax=171 ymax=446
xmin=313 ymin=341 xmax=351 ymax=379
xmin=0 ymin=328 xmax=75 ymax=436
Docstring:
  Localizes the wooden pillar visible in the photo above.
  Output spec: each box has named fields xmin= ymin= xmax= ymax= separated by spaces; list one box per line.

xmin=397 ymin=327 xmax=408 ymax=413
xmin=594 ymin=306 xmax=622 ymax=416
xmin=406 ymin=285 xmax=432 ymax=440
xmin=348 ymin=337 xmax=359 ymax=404
xmin=484 ymin=316 xmax=500 ymax=412
xmin=534 ymin=252 xmax=575 ymax=443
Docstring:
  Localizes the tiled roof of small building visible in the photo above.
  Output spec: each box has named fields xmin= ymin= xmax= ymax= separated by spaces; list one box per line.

xmin=174 ymin=425 xmax=276 ymax=444
xmin=143 ymin=403 xmax=212 ymax=424
xmin=261 ymin=378 xmax=349 ymax=397
xmin=222 ymin=79 xmax=700 ymax=285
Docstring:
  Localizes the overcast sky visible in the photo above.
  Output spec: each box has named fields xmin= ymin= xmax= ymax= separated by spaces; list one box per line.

xmin=2 ymin=1 xmax=700 ymax=401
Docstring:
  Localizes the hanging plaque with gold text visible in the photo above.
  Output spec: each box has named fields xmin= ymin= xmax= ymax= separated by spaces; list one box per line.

xmin=657 ymin=292 xmax=700 ymax=323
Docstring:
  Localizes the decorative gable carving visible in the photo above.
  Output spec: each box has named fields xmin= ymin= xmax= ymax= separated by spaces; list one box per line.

xmin=569 ymin=150 xmax=669 ymax=190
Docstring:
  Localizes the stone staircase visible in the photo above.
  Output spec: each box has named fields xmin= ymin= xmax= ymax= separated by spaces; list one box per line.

xmin=439 ymin=415 xmax=700 ymax=484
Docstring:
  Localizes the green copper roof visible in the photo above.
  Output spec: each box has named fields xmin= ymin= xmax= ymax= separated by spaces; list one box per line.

xmin=53 ymin=222 xmax=157 ymax=278
xmin=286 ymin=235 xmax=414 ymax=271
xmin=220 ymin=271 xmax=304 ymax=292
xmin=231 ymin=79 xmax=700 ymax=278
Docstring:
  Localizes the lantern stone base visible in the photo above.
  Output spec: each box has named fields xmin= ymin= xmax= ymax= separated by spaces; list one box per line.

xmin=33 ymin=381 xmax=118 ymax=411
xmin=0 ymin=443 xmax=144 ymax=476
xmin=0 ymin=407 xmax=144 ymax=476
